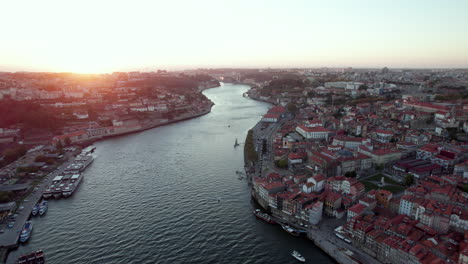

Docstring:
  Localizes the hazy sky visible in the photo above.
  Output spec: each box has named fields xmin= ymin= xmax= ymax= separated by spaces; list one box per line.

xmin=1 ymin=0 xmax=467 ymax=73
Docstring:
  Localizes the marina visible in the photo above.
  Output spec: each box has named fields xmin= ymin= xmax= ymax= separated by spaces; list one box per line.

xmin=42 ymin=150 xmax=92 ymax=200
xmin=0 ymin=147 xmax=95 ymax=263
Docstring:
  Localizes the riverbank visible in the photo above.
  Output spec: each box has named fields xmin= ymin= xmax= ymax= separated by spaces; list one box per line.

xmin=71 ymin=100 xmax=215 ymax=147
xmin=245 ymin=91 xmax=277 ymax=105
xmin=103 ymin=101 xmax=215 ymax=140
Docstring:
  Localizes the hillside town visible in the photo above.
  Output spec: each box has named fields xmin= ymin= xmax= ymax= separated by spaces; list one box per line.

xmin=236 ymin=67 xmax=468 ymax=264
xmin=0 ymin=71 xmax=218 ymax=165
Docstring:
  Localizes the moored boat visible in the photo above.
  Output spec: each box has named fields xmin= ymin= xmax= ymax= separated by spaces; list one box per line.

xmin=52 ymin=187 xmax=62 ymax=199
xmin=62 ymin=184 xmax=72 ymax=198
xmin=42 ymin=188 xmax=52 ymax=199
xmin=291 ymin=250 xmax=306 ymax=262
xmin=35 ymin=249 xmax=45 ymax=264
xmin=31 ymin=204 xmax=40 ymax=216
xmin=253 ymin=209 xmax=276 ymax=224
xmin=16 ymin=250 xmax=45 ymax=264
xmin=68 ymin=173 xmax=83 ymax=195
xmin=73 ymin=154 xmax=94 ymax=172
xmin=39 ymin=200 xmax=48 ymax=216
xmin=19 ymin=221 xmax=33 ymax=243
xmin=282 ymin=224 xmax=300 ymax=236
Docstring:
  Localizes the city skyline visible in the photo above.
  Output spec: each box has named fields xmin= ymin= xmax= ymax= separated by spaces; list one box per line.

xmin=1 ymin=0 xmax=468 ymax=73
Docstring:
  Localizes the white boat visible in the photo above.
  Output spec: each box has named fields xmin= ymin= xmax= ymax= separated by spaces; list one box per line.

xmin=19 ymin=221 xmax=33 ymax=243
xmin=291 ymin=250 xmax=305 ymax=262
xmin=42 ymin=188 xmax=52 ymax=199
xmin=62 ymin=184 xmax=73 ymax=198
xmin=39 ymin=200 xmax=48 ymax=216
xmin=74 ymin=154 xmax=94 ymax=172
xmin=52 ymin=186 xmax=63 ymax=199
xmin=31 ymin=204 xmax=39 ymax=216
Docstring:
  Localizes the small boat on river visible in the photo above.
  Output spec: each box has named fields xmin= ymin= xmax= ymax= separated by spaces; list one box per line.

xmin=291 ymin=250 xmax=305 ymax=262
xmin=253 ymin=209 xmax=276 ymax=224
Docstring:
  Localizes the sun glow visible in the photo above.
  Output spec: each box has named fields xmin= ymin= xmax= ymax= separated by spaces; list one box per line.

xmin=1 ymin=0 xmax=468 ymax=72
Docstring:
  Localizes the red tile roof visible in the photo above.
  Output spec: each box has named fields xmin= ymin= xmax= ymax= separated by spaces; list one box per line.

xmin=297 ymin=125 xmax=331 ymax=133
xmin=349 ymin=203 xmax=367 ymax=214
xmin=374 ymin=129 xmax=393 ymax=135
xmin=268 ymin=105 xmax=286 ymax=114
xmin=53 ymin=130 xmax=87 ymax=140
xmin=263 ymin=113 xmax=280 ymax=119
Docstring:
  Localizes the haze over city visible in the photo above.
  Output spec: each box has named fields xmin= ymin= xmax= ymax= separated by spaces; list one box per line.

xmin=1 ymin=0 xmax=468 ymax=73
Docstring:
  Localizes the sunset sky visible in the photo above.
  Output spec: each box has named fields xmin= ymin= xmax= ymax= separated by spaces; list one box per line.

xmin=1 ymin=0 xmax=467 ymax=73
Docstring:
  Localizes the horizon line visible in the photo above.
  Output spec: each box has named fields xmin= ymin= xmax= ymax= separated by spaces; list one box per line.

xmin=1 ymin=66 xmax=468 ymax=75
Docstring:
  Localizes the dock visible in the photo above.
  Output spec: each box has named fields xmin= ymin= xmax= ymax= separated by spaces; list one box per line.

xmin=0 ymin=157 xmax=76 ymax=263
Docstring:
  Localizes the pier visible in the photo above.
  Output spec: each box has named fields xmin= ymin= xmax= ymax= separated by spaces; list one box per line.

xmin=0 ymin=157 xmax=76 ymax=263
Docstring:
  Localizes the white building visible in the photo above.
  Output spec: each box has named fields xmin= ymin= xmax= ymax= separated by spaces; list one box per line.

xmin=398 ymin=196 xmax=414 ymax=216
xmin=308 ymin=201 xmax=323 ymax=225
xmin=306 ymin=174 xmax=326 ymax=192
xmin=296 ymin=125 xmax=331 ymax=140
xmin=262 ymin=113 xmax=280 ymax=123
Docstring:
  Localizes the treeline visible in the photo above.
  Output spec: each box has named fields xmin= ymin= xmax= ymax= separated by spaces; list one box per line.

xmin=0 ymin=100 xmax=63 ymax=130
xmin=244 ymin=130 xmax=258 ymax=164
xmin=1 ymin=145 xmax=27 ymax=164
xmin=124 ymin=74 xmax=219 ymax=93
xmin=242 ymin=72 xmax=274 ymax=82
xmin=435 ymin=94 xmax=467 ymax=101
xmin=259 ymin=77 xmax=307 ymax=96
xmin=268 ymin=77 xmax=306 ymax=89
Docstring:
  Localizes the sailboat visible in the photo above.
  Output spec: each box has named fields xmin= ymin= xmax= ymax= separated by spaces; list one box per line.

xmin=234 ymin=138 xmax=240 ymax=148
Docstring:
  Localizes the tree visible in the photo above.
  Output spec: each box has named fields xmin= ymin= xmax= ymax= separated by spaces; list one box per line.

xmin=35 ymin=155 xmax=46 ymax=162
xmin=462 ymin=184 xmax=468 ymax=193
xmin=64 ymin=137 xmax=72 ymax=146
xmin=287 ymin=103 xmax=298 ymax=114
xmin=3 ymin=145 xmax=28 ymax=163
xmin=55 ymin=140 xmax=63 ymax=152
xmin=404 ymin=174 xmax=414 ymax=186
xmin=276 ymin=159 xmax=288 ymax=169
xmin=358 ymin=84 xmax=369 ymax=90
xmin=0 ymin=191 xmax=13 ymax=203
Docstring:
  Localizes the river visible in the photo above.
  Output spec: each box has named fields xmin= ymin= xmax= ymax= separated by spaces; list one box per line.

xmin=7 ymin=83 xmax=333 ymax=264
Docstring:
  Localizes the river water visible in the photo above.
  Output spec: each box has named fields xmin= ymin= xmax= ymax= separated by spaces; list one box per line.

xmin=7 ymin=83 xmax=332 ymax=264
